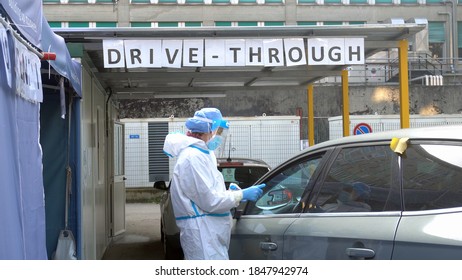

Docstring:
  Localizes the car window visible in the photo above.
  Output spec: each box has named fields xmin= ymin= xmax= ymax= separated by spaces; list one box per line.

xmin=246 ymin=154 xmax=324 ymax=215
xmin=402 ymin=143 xmax=462 ymax=211
xmin=219 ymin=166 xmax=269 ymax=189
xmin=311 ymin=145 xmax=400 ymax=213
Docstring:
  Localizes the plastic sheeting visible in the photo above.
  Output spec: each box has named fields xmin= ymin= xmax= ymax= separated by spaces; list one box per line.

xmin=41 ymin=16 xmax=82 ymax=97
xmin=0 ymin=17 xmax=47 ymax=260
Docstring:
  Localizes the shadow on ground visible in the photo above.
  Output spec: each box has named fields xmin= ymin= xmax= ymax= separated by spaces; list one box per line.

xmin=102 ymin=203 xmax=165 ymax=260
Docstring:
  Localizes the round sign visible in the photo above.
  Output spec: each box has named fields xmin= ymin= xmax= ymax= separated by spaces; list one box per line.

xmin=353 ymin=123 xmax=372 ymax=135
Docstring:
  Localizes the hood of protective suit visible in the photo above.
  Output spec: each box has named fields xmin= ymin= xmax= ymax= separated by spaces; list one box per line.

xmin=163 ymin=132 xmax=205 ymax=158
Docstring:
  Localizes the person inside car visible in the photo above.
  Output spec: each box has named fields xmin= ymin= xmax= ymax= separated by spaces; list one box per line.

xmin=163 ymin=107 xmax=264 ymax=260
xmin=323 ymin=182 xmax=371 ymax=212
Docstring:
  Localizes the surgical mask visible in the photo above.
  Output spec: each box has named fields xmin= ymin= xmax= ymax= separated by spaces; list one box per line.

xmin=207 ymin=120 xmax=229 ymax=150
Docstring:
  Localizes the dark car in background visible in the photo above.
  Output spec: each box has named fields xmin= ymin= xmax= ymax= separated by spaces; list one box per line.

xmin=229 ymin=125 xmax=462 ymax=260
xmin=154 ymin=157 xmax=271 ymax=259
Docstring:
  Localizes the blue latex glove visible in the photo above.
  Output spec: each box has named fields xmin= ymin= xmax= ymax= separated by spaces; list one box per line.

xmin=229 ymin=183 xmax=241 ymax=191
xmin=242 ymin=183 xmax=266 ymax=202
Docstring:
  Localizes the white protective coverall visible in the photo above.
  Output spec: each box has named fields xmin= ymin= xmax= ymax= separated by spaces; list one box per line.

xmin=163 ymin=133 xmax=243 ymax=260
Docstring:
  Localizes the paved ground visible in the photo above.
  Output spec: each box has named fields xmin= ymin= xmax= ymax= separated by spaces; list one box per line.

xmin=102 ymin=203 xmax=165 ymax=260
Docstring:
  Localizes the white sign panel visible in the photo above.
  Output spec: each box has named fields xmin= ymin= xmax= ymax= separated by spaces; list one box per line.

xmin=205 ymin=39 xmax=225 ymax=67
xmin=0 ymin=25 xmax=12 ymax=87
xmin=183 ymin=40 xmax=204 ymax=67
xmin=102 ymin=37 xmax=365 ymax=68
xmin=14 ymin=38 xmax=42 ymax=103
xmin=103 ymin=40 xmax=125 ymax=68
xmin=307 ymin=38 xmax=364 ymax=65
xmin=245 ymin=39 xmax=264 ymax=66
xmin=263 ymin=39 xmax=285 ymax=67
xmin=161 ymin=40 xmax=183 ymax=68
xmin=225 ymin=39 xmax=246 ymax=66
xmin=283 ymin=38 xmax=306 ymax=67
xmin=345 ymin=38 xmax=364 ymax=64
xmin=124 ymin=40 xmax=162 ymax=68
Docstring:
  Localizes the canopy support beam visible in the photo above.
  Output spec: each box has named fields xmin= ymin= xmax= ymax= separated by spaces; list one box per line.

xmin=398 ymin=39 xmax=410 ymax=128
xmin=342 ymin=70 xmax=350 ymax=137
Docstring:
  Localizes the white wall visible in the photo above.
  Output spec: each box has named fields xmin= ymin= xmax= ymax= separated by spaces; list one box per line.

xmin=79 ymin=65 xmax=110 ymax=260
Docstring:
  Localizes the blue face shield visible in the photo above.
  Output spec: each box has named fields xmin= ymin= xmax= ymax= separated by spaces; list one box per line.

xmin=207 ymin=120 xmax=229 ymax=150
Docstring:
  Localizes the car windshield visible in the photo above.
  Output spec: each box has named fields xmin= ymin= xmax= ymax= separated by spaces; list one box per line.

xmin=218 ymin=166 xmax=269 ymax=189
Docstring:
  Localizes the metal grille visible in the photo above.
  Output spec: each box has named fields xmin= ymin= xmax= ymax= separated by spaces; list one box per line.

xmin=148 ymin=122 xmax=170 ymax=182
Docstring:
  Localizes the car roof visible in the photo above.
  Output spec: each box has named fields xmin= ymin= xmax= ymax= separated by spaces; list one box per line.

xmin=300 ymin=124 xmax=462 ymax=155
xmin=217 ymin=157 xmax=271 ymax=168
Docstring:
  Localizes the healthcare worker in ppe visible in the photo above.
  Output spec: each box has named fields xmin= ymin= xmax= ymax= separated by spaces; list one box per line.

xmin=163 ymin=108 xmax=265 ymax=260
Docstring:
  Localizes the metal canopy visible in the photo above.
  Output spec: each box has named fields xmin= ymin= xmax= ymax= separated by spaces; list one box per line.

xmin=55 ymin=24 xmax=426 ymax=99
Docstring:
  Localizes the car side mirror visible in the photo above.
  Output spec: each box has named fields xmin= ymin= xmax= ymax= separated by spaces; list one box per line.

xmin=153 ymin=181 xmax=168 ymax=190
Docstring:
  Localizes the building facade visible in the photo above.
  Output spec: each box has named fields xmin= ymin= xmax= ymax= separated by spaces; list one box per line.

xmin=43 ymin=0 xmax=460 ymax=64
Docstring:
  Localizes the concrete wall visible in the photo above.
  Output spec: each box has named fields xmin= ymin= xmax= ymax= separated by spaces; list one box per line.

xmin=117 ymin=84 xmax=462 ymax=144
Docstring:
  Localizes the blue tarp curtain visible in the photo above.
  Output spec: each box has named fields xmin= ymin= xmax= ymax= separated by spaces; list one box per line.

xmin=0 ymin=23 xmax=47 ymax=260
xmin=0 ymin=0 xmax=82 ymax=259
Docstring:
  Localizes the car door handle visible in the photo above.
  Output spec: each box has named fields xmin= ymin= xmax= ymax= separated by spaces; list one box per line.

xmin=260 ymin=242 xmax=278 ymax=251
xmin=345 ymin=248 xmax=375 ymax=259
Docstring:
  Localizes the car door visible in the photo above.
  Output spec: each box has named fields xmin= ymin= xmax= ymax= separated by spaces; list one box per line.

xmin=229 ymin=152 xmax=328 ymax=260
xmin=283 ymin=144 xmax=403 ymax=259
xmin=393 ymin=141 xmax=462 ymax=259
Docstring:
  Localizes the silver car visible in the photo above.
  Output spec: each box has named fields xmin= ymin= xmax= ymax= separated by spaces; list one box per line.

xmin=229 ymin=125 xmax=462 ymax=260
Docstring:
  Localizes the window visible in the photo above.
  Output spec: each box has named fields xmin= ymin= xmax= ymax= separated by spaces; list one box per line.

xmin=400 ymin=0 xmax=418 ymax=3
xmin=131 ymin=0 xmax=151 ymax=2
xmin=131 ymin=22 xmax=152 ymax=28
xmin=402 ymin=143 xmax=462 ymax=211
xmin=324 ymin=0 xmax=342 ymax=3
xmin=96 ymin=22 xmax=117 ymax=28
xmin=247 ymin=154 xmax=325 ymax=215
xmin=158 ymin=22 xmax=179 ymax=27
xmin=264 ymin=21 xmax=285 ymax=26
xmin=297 ymin=21 xmax=317 ymax=26
xmin=428 ymin=22 xmax=445 ymax=58
xmin=323 ymin=21 xmax=343 ymax=26
xmin=215 ymin=21 xmax=232 ymax=26
xmin=298 ymin=0 xmax=317 ymax=3
xmin=458 ymin=22 xmax=462 ymax=59
xmin=312 ymin=145 xmax=400 ymax=213
xmin=348 ymin=21 xmax=366 ymax=25
xmin=69 ymin=22 xmax=90 ymax=28
xmin=186 ymin=0 xmax=204 ymax=3
xmin=212 ymin=0 xmax=231 ymax=2
xmin=237 ymin=21 xmax=258 ymax=26
xmin=43 ymin=0 xmax=61 ymax=3
xmin=239 ymin=0 xmax=257 ymax=3
xmin=48 ymin=22 xmax=62 ymax=28
xmin=265 ymin=0 xmax=284 ymax=3
xmin=96 ymin=0 xmax=114 ymax=2
xmin=158 ymin=0 xmax=177 ymax=3
xmin=349 ymin=0 xmax=367 ymax=3
xmin=69 ymin=0 xmax=88 ymax=2
xmin=185 ymin=22 xmax=202 ymax=27
xmin=375 ymin=0 xmax=393 ymax=3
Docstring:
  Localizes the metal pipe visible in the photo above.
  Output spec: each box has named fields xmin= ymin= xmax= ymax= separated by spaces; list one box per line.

xmin=442 ymin=0 xmax=458 ymax=72
xmin=438 ymin=11 xmax=453 ymax=72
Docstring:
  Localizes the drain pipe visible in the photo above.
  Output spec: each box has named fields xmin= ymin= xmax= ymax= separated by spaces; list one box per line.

xmin=438 ymin=11 xmax=454 ymax=73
